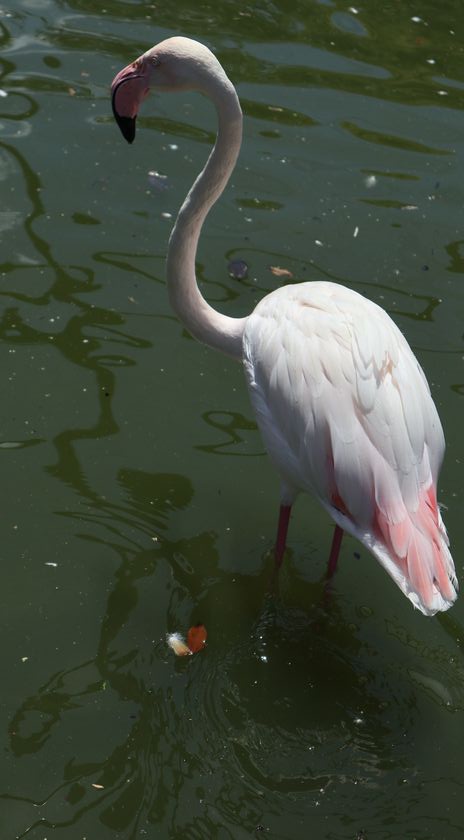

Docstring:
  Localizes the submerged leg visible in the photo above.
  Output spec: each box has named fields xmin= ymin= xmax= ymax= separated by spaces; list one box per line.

xmin=327 ymin=525 xmax=344 ymax=578
xmin=274 ymin=504 xmax=292 ymax=569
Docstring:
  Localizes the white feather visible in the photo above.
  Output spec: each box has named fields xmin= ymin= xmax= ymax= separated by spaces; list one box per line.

xmin=243 ymin=280 xmax=457 ymax=614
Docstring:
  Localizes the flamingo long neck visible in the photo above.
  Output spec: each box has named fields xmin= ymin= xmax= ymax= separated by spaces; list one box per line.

xmin=166 ymin=69 xmax=247 ymax=360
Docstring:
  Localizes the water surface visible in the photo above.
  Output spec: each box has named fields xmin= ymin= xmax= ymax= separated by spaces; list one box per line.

xmin=1 ymin=1 xmax=463 ymax=838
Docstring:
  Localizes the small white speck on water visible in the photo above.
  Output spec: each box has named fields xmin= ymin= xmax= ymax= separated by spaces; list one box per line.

xmin=365 ymin=174 xmax=377 ymax=188
xmin=353 ymin=226 xmax=359 ymax=238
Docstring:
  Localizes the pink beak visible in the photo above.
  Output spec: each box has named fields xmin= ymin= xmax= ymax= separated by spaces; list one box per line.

xmin=111 ymin=63 xmax=149 ymax=144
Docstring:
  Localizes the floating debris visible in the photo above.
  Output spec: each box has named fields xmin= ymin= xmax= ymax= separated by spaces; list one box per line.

xmin=269 ymin=265 xmax=293 ymax=279
xmin=167 ymin=632 xmax=191 ymax=657
xmin=167 ymin=623 xmax=208 ymax=656
xmin=228 ymin=259 xmax=248 ymax=280
xmin=187 ymin=623 xmax=207 ymax=653
xmin=148 ymin=170 xmax=169 ymax=191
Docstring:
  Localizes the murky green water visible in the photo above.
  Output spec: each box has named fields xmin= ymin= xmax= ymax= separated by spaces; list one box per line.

xmin=1 ymin=1 xmax=463 ymax=837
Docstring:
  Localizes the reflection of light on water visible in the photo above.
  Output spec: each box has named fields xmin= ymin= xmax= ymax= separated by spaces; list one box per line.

xmin=19 ymin=0 xmax=54 ymax=10
xmin=408 ymin=670 xmax=455 ymax=707
xmin=0 ymin=209 xmax=22 ymax=232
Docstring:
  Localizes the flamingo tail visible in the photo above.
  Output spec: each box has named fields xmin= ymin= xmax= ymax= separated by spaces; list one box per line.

xmin=367 ymin=486 xmax=458 ymax=616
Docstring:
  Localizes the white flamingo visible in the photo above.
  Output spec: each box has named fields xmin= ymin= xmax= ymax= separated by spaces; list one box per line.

xmin=111 ymin=36 xmax=457 ymax=615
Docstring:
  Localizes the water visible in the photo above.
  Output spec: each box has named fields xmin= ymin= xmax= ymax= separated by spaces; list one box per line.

xmin=1 ymin=1 xmax=463 ymax=837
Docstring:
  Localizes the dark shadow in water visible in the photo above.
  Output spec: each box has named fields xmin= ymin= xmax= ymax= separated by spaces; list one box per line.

xmin=196 ymin=409 xmax=262 ymax=456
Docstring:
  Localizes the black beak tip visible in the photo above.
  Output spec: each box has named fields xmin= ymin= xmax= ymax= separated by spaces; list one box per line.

xmin=115 ymin=114 xmax=136 ymax=144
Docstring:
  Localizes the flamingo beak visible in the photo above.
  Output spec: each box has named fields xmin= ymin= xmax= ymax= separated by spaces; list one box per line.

xmin=111 ymin=63 xmax=149 ymax=144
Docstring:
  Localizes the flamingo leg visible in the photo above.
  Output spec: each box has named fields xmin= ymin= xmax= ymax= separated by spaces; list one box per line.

xmin=327 ymin=525 xmax=344 ymax=578
xmin=274 ymin=504 xmax=292 ymax=568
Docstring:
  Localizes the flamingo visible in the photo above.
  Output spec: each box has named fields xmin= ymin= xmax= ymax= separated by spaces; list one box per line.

xmin=111 ymin=37 xmax=458 ymax=616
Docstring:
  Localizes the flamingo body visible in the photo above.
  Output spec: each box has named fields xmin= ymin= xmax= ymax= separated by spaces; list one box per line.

xmin=111 ymin=36 xmax=458 ymax=616
xmin=243 ymin=280 xmax=456 ymax=614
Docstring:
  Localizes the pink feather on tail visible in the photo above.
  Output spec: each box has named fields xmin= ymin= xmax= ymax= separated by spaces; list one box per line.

xmin=374 ymin=486 xmax=457 ymax=615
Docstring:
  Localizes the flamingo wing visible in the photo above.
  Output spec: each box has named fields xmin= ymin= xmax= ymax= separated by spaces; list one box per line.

xmin=243 ymin=280 xmax=457 ymax=615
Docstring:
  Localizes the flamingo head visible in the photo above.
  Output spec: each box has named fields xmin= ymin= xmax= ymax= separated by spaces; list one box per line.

xmin=111 ymin=37 xmax=221 ymax=144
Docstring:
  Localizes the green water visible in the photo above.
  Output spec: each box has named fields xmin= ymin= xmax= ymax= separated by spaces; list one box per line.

xmin=1 ymin=1 xmax=463 ymax=837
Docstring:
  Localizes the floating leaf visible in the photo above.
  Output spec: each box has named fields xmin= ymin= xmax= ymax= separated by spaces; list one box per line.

xmin=269 ymin=266 xmax=293 ymax=278
xmin=187 ymin=623 xmax=207 ymax=653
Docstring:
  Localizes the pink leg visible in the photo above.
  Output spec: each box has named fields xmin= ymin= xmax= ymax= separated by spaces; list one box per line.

xmin=327 ymin=525 xmax=343 ymax=578
xmin=274 ymin=504 xmax=292 ymax=568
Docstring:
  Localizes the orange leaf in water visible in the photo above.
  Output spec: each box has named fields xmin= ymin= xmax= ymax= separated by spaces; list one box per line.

xmin=269 ymin=265 xmax=293 ymax=279
xmin=187 ymin=623 xmax=207 ymax=653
